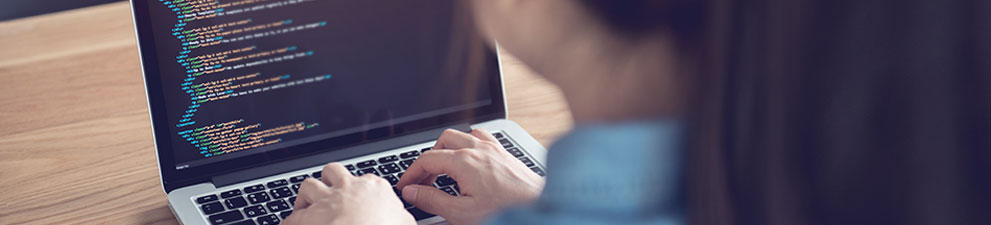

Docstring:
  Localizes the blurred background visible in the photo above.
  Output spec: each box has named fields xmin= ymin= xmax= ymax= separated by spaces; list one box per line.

xmin=0 ymin=0 xmax=121 ymax=21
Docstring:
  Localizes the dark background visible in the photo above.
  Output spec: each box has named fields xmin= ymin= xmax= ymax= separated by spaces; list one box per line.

xmin=0 ymin=0 xmax=123 ymax=21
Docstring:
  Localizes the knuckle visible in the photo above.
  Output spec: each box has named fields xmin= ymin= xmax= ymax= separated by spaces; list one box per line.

xmin=471 ymin=128 xmax=490 ymax=137
xmin=372 ymin=177 xmax=388 ymax=185
xmin=441 ymin=129 xmax=460 ymax=137
xmin=481 ymin=140 xmax=502 ymax=150
xmin=316 ymin=196 xmax=335 ymax=205
xmin=336 ymin=176 xmax=352 ymax=186
xmin=323 ymin=162 xmax=339 ymax=170
xmin=453 ymin=150 xmax=471 ymax=159
xmin=359 ymin=174 xmax=378 ymax=181
xmin=455 ymin=149 xmax=483 ymax=160
xmin=299 ymin=180 xmax=319 ymax=192
xmin=355 ymin=176 xmax=387 ymax=187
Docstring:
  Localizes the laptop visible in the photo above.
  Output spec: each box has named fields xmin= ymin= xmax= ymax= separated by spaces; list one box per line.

xmin=128 ymin=1 xmax=549 ymax=224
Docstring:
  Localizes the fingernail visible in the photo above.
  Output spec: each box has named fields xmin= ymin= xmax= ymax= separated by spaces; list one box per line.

xmin=402 ymin=185 xmax=419 ymax=202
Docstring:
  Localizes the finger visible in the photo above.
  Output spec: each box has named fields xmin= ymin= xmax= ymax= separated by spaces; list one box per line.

xmin=432 ymin=129 xmax=481 ymax=150
xmin=320 ymin=163 xmax=351 ymax=187
xmin=396 ymin=150 xmax=459 ymax=190
xmin=294 ymin=178 xmax=331 ymax=209
xmin=469 ymin=128 xmax=499 ymax=143
xmin=402 ymin=184 xmax=463 ymax=216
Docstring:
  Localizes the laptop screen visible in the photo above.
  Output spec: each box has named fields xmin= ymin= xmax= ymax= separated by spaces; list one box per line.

xmin=136 ymin=0 xmax=500 ymax=175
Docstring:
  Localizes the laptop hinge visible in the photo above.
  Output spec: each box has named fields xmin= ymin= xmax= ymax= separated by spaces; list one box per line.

xmin=211 ymin=123 xmax=471 ymax=188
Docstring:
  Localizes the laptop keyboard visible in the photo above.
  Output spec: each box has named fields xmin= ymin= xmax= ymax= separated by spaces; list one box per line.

xmin=193 ymin=132 xmax=544 ymax=225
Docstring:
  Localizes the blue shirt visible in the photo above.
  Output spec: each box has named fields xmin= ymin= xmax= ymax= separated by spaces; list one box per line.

xmin=486 ymin=120 xmax=684 ymax=225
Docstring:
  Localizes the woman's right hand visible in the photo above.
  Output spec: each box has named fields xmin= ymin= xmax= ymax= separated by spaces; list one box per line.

xmin=395 ymin=128 xmax=545 ymax=225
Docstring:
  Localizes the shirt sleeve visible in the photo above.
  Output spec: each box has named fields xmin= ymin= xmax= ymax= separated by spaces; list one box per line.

xmin=484 ymin=120 xmax=684 ymax=225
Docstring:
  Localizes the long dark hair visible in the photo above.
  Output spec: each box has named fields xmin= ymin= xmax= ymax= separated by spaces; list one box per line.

xmin=581 ymin=0 xmax=991 ymax=224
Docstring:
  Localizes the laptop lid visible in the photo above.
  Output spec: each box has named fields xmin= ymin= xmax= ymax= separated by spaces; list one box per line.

xmin=129 ymin=0 xmax=505 ymax=193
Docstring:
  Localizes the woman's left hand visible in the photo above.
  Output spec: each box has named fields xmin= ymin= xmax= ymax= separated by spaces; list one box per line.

xmin=282 ymin=163 xmax=416 ymax=225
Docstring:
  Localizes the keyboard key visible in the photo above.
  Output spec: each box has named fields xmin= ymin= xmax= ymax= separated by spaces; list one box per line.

xmin=378 ymin=163 xmax=402 ymax=174
xmin=454 ymin=184 xmax=460 ymax=193
xmin=200 ymin=201 xmax=224 ymax=215
xmin=493 ymin=132 xmax=504 ymax=139
xmin=519 ymin=157 xmax=535 ymax=167
xmin=434 ymin=175 xmax=457 ymax=186
xmin=399 ymin=150 xmax=420 ymax=159
xmin=256 ymin=214 xmax=280 ymax=225
xmin=421 ymin=147 xmax=432 ymax=153
xmin=345 ymin=164 xmax=356 ymax=171
xmin=399 ymin=159 xmax=414 ymax=170
xmin=356 ymin=159 xmax=377 ymax=168
xmin=229 ymin=220 xmax=256 ymax=225
xmin=244 ymin=185 xmax=265 ymax=194
xmin=196 ymin=194 xmax=219 ymax=204
xmin=397 ymin=172 xmax=404 ymax=178
xmin=247 ymin=192 xmax=271 ymax=204
xmin=529 ymin=167 xmax=545 ymax=176
xmin=220 ymin=189 xmax=243 ymax=199
xmin=224 ymin=196 xmax=248 ymax=209
xmin=289 ymin=196 xmax=297 ymax=205
xmin=269 ymin=187 xmax=293 ymax=199
xmin=440 ymin=186 xmax=457 ymax=196
xmin=266 ymin=179 xmax=288 ymax=188
xmin=208 ymin=210 xmax=244 ymax=225
xmin=408 ymin=207 xmax=435 ymax=220
xmin=506 ymin=147 xmax=524 ymax=157
xmin=383 ymin=175 xmax=399 ymax=185
xmin=288 ymin=175 xmax=309 ymax=183
xmin=243 ymin=205 xmax=267 ymax=217
xmin=499 ymin=139 xmax=514 ymax=148
xmin=378 ymin=155 xmax=399 ymax=163
xmin=291 ymin=184 xmax=300 ymax=193
xmin=265 ymin=199 xmax=291 ymax=212
xmin=280 ymin=210 xmax=293 ymax=219
xmin=311 ymin=171 xmax=322 ymax=178
xmin=358 ymin=168 xmax=379 ymax=176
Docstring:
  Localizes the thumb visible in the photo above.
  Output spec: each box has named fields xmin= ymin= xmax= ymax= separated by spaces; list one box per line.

xmin=402 ymin=184 xmax=461 ymax=215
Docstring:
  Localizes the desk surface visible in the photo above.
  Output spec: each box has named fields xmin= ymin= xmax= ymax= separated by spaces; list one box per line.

xmin=0 ymin=2 xmax=571 ymax=224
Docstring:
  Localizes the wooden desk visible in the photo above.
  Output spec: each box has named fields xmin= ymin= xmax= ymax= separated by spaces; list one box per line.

xmin=0 ymin=2 xmax=571 ymax=224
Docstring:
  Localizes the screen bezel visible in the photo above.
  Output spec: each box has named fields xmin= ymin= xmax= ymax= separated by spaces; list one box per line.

xmin=129 ymin=0 xmax=506 ymax=193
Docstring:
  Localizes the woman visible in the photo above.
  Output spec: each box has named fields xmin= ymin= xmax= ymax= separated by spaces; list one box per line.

xmin=285 ymin=0 xmax=991 ymax=224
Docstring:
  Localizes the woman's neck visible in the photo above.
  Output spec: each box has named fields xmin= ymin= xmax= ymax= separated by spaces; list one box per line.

xmin=544 ymin=33 xmax=684 ymax=123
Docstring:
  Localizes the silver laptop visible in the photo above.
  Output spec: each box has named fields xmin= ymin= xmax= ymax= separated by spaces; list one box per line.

xmin=127 ymin=0 xmax=548 ymax=224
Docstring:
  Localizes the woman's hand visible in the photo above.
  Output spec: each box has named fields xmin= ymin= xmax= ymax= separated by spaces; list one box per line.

xmin=396 ymin=128 xmax=545 ymax=225
xmin=282 ymin=163 xmax=416 ymax=225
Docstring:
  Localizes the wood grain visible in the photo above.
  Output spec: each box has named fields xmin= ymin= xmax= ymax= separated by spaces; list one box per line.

xmin=0 ymin=2 xmax=571 ymax=224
